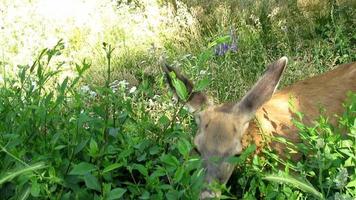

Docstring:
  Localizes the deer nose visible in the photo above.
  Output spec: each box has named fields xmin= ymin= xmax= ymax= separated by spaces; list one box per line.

xmin=200 ymin=190 xmax=221 ymax=200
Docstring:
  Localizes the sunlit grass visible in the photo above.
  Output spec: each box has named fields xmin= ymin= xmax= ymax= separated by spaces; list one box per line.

xmin=0 ymin=0 xmax=199 ymax=82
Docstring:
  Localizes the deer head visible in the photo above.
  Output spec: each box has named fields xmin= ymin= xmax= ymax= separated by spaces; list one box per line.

xmin=163 ymin=57 xmax=288 ymax=199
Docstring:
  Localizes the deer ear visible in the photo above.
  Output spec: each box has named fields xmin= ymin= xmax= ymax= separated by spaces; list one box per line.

xmin=162 ymin=64 xmax=212 ymax=112
xmin=233 ymin=56 xmax=288 ymax=122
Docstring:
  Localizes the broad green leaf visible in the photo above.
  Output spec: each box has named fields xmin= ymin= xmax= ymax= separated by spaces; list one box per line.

xmin=158 ymin=115 xmax=170 ymax=127
xmin=195 ymin=78 xmax=210 ymax=91
xmin=90 ymin=139 xmax=98 ymax=152
xmin=161 ymin=154 xmax=180 ymax=167
xmin=169 ymin=72 xmax=188 ymax=101
xmin=166 ymin=190 xmax=180 ymax=200
xmin=133 ymin=164 xmax=148 ymax=177
xmin=103 ymin=163 xmax=122 ymax=174
xmin=74 ymin=139 xmax=89 ymax=155
xmin=177 ymin=138 xmax=191 ymax=157
xmin=150 ymin=167 xmax=166 ymax=179
xmin=69 ymin=162 xmax=97 ymax=175
xmin=227 ymin=144 xmax=256 ymax=165
xmin=0 ymin=162 xmax=46 ymax=185
xmin=346 ymin=179 xmax=356 ymax=188
xmin=263 ymin=174 xmax=324 ymax=200
xmin=107 ymin=188 xmax=126 ymax=200
xmin=173 ymin=166 xmax=184 ymax=183
xmin=140 ymin=190 xmax=150 ymax=199
xmin=30 ymin=180 xmax=40 ymax=197
xmin=109 ymin=128 xmax=120 ymax=137
xmin=149 ymin=146 xmax=160 ymax=155
xmin=84 ymin=173 xmax=101 ymax=192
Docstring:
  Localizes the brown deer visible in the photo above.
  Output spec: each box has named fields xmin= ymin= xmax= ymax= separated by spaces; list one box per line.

xmin=163 ymin=57 xmax=356 ymax=199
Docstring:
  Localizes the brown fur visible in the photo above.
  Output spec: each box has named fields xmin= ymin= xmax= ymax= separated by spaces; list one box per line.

xmin=243 ymin=62 xmax=356 ymax=155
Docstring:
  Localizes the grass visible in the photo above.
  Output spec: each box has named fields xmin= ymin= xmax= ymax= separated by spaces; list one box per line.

xmin=0 ymin=0 xmax=355 ymax=199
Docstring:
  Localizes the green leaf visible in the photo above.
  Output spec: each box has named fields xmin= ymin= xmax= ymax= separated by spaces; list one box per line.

xmin=173 ymin=166 xmax=184 ymax=183
xmin=139 ymin=190 xmax=150 ymax=199
xmin=89 ymin=139 xmax=98 ymax=152
xmin=208 ymin=35 xmax=231 ymax=48
xmin=227 ymin=144 xmax=256 ymax=165
xmin=74 ymin=139 xmax=89 ymax=155
xmin=107 ymin=188 xmax=126 ymax=200
xmin=69 ymin=162 xmax=97 ymax=175
xmin=103 ymin=163 xmax=122 ymax=174
xmin=195 ymin=78 xmax=210 ymax=91
xmin=59 ymin=77 xmax=69 ymax=93
xmin=177 ymin=138 xmax=191 ymax=157
xmin=161 ymin=154 xmax=180 ymax=167
xmin=158 ymin=115 xmax=170 ymax=127
xmin=109 ymin=128 xmax=120 ymax=137
xmin=149 ymin=146 xmax=160 ymax=155
xmin=263 ymin=174 xmax=324 ymax=200
xmin=133 ymin=164 xmax=148 ymax=177
xmin=30 ymin=180 xmax=40 ymax=197
xmin=166 ymin=190 xmax=180 ymax=200
xmin=84 ymin=173 xmax=101 ymax=192
xmin=346 ymin=179 xmax=356 ymax=188
xmin=150 ymin=167 xmax=166 ymax=179
xmin=0 ymin=162 xmax=46 ymax=185
xmin=169 ymin=72 xmax=188 ymax=101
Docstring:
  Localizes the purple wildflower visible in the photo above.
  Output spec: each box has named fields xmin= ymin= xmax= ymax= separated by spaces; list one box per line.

xmin=214 ymin=28 xmax=238 ymax=56
xmin=215 ymin=43 xmax=230 ymax=56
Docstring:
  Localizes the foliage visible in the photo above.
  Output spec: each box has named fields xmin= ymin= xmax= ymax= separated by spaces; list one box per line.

xmin=0 ymin=41 xmax=204 ymax=199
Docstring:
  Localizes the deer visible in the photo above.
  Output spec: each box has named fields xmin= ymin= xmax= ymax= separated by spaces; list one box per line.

xmin=162 ymin=57 xmax=356 ymax=199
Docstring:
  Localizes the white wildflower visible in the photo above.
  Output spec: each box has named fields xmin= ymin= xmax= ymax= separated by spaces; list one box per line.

xmin=281 ymin=25 xmax=288 ymax=32
xmin=31 ymin=81 xmax=37 ymax=91
xmin=83 ymin=123 xmax=89 ymax=130
xmin=316 ymin=138 xmax=325 ymax=149
xmin=250 ymin=14 xmax=261 ymax=27
xmin=148 ymin=99 xmax=155 ymax=107
xmin=118 ymin=80 xmax=129 ymax=87
xmin=199 ymin=70 xmax=207 ymax=75
xmin=129 ymin=86 xmax=136 ymax=93
xmin=89 ymin=90 xmax=97 ymax=98
xmin=268 ymin=7 xmax=280 ymax=19
xmin=278 ymin=19 xmax=287 ymax=32
xmin=80 ymin=85 xmax=90 ymax=93
xmin=110 ymin=80 xmax=120 ymax=87
xmin=334 ymin=167 xmax=348 ymax=188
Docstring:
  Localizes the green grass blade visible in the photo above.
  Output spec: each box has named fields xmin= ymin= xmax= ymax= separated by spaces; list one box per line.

xmin=263 ymin=174 xmax=324 ymax=200
xmin=18 ymin=185 xmax=31 ymax=200
xmin=0 ymin=162 xmax=46 ymax=185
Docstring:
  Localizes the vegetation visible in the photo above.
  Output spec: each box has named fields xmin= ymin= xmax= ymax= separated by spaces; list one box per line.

xmin=0 ymin=0 xmax=355 ymax=199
